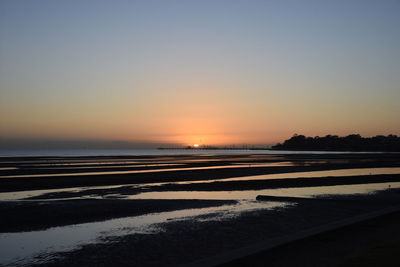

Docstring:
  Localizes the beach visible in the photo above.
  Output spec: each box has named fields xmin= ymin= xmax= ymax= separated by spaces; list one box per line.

xmin=3 ymin=0 xmax=400 ymax=266
xmin=0 ymin=152 xmax=399 ymax=266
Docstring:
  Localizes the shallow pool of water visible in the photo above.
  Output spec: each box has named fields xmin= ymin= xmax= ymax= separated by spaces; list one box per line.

xmin=1 ymin=167 xmax=399 ymax=201
xmin=32 ymin=163 xmax=185 ymax=170
xmin=0 ymin=200 xmax=285 ymax=266
xmin=175 ymin=167 xmax=400 ymax=185
xmin=0 ymin=184 xmax=133 ymax=201
xmin=128 ymin=182 xmax=400 ymax=200
xmin=0 ymin=164 xmax=302 ymax=179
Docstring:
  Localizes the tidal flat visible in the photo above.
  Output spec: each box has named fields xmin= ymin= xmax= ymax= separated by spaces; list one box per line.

xmin=0 ymin=153 xmax=399 ymax=266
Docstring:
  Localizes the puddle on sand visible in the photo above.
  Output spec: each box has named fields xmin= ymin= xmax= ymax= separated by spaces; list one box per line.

xmin=21 ymin=161 xmax=143 ymax=167
xmin=0 ymin=200 xmax=285 ymax=266
xmin=29 ymin=164 xmax=185 ymax=170
xmin=0 ymin=163 xmax=307 ymax=179
xmin=0 ymin=167 xmax=18 ymax=170
xmin=0 ymin=165 xmax=259 ymax=179
xmin=232 ymin=162 xmax=295 ymax=167
xmin=128 ymin=181 xmax=400 ymax=200
xmin=0 ymin=184 xmax=137 ymax=201
xmin=175 ymin=167 xmax=400 ymax=185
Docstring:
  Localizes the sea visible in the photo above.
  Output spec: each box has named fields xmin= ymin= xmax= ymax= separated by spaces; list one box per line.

xmin=0 ymin=149 xmax=373 ymax=157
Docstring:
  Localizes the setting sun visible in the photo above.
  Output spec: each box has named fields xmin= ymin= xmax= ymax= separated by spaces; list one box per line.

xmin=1 ymin=1 xmax=400 ymax=266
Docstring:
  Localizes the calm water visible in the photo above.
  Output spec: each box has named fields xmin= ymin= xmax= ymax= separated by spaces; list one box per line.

xmin=175 ymin=167 xmax=400 ymax=185
xmin=1 ymin=167 xmax=400 ymax=201
xmin=0 ymin=149 xmax=375 ymax=157
xmin=128 ymin=182 xmax=400 ymax=200
xmin=0 ymin=163 xmax=296 ymax=179
xmin=0 ymin=200 xmax=285 ymax=266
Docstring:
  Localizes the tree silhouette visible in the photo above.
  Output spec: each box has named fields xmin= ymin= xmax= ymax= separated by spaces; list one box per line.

xmin=272 ymin=134 xmax=400 ymax=152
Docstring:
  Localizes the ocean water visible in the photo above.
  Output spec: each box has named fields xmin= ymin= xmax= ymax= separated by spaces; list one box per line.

xmin=0 ymin=149 xmax=372 ymax=157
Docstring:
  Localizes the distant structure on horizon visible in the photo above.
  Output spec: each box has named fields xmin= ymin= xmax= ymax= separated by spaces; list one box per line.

xmin=158 ymin=144 xmax=271 ymax=150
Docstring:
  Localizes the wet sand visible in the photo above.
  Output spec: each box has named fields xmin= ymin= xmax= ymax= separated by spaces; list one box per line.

xmin=1 ymin=153 xmax=399 ymax=266
xmin=220 ymin=207 xmax=400 ymax=267
xmin=0 ymin=199 xmax=236 ymax=233
xmin=1 ymin=153 xmax=399 ymax=192
xmin=19 ymin=173 xmax=400 ymax=201
xmin=32 ymin=190 xmax=400 ymax=267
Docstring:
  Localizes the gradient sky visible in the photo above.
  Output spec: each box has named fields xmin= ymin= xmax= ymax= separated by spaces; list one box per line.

xmin=1 ymin=0 xmax=399 ymax=148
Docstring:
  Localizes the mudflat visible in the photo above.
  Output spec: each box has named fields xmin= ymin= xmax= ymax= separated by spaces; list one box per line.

xmin=1 ymin=153 xmax=400 ymax=266
xmin=1 ymin=153 xmax=399 ymax=192
xmin=0 ymin=199 xmax=236 ymax=232
xmin=33 ymin=190 xmax=400 ymax=267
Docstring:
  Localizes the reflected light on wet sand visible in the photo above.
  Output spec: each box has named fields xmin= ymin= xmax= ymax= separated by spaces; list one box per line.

xmin=128 ymin=182 xmax=400 ymax=200
xmin=0 ymin=200 xmax=286 ymax=265
xmin=176 ymin=168 xmax=400 ymax=185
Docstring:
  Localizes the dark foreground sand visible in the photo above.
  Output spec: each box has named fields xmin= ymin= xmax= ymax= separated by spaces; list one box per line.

xmin=221 ymin=208 xmax=400 ymax=267
xmin=32 ymin=189 xmax=400 ymax=267
xmin=0 ymin=199 xmax=236 ymax=232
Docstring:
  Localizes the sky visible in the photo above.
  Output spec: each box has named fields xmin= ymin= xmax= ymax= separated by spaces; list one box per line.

xmin=1 ymin=0 xmax=399 ymax=148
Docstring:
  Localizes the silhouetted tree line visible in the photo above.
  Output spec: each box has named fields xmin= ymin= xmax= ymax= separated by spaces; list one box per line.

xmin=272 ymin=134 xmax=400 ymax=152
